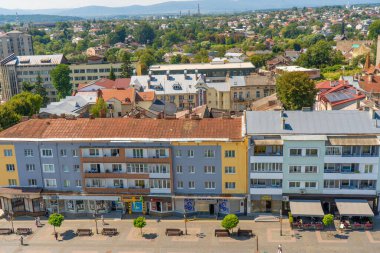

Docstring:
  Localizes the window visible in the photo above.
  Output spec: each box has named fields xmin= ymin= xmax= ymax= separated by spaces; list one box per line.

xmin=60 ymin=149 xmax=67 ymax=157
xmin=188 ymin=181 xmax=195 ymax=189
xmin=111 ymin=149 xmax=120 ymax=157
xmin=365 ymin=164 xmax=374 ymax=173
xmin=324 ymin=180 xmax=340 ymax=189
xmin=289 ymin=181 xmax=301 ymax=188
xmin=225 ymin=166 xmax=236 ymax=174
xmin=62 ymin=165 xmax=70 ymax=173
xmin=72 ymin=149 xmax=78 ymax=157
xmin=6 ymin=164 xmax=15 ymax=172
xmin=73 ymin=165 xmax=80 ymax=172
xmin=204 ymin=166 xmax=215 ymax=174
xmin=8 ymin=179 xmax=17 ymax=186
xmin=188 ymin=166 xmax=195 ymax=174
xmin=187 ymin=150 xmax=194 ymax=158
xmin=26 ymin=164 xmax=35 ymax=172
xmin=177 ymin=181 xmax=184 ymax=189
xmin=225 ymin=182 xmax=236 ymax=189
xmin=63 ymin=180 xmax=71 ymax=187
xmin=42 ymin=164 xmax=55 ymax=173
xmin=305 ymin=181 xmax=317 ymax=189
xmin=89 ymin=148 xmax=99 ymax=157
xmin=127 ymin=164 xmax=148 ymax=173
xmin=149 ymin=164 xmax=168 ymax=174
xmin=289 ymin=166 xmax=301 ymax=173
xmin=132 ymin=149 xmax=143 ymax=158
xmin=289 ymin=149 xmax=302 ymax=156
xmin=176 ymin=165 xmax=183 ymax=174
xmin=24 ymin=149 xmax=34 ymax=157
xmin=4 ymin=149 xmax=12 ymax=156
xmin=134 ymin=180 xmax=146 ymax=188
xmin=155 ymin=149 xmax=167 ymax=158
xmin=75 ymin=180 xmax=82 ymax=187
xmin=28 ymin=179 xmax=37 ymax=187
xmin=225 ymin=150 xmax=235 ymax=158
xmin=205 ymin=181 xmax=216 ymax=189
xmin=325 ymin=146 xmax=341 ymax=156
xmin=176 ymin=150 xmax=182 ymax=157
xmin=305 ymin=148 xmax=318 ymax=157
xmin=150 ymin=179 xmax=170 ymax=189
xmin=44 ymin=179 xmax=57 ymax=188
xmin=41 ymin=149 xmax=53 ymax=157
xmin=305 ymin=166 xmax=318 ymax=173
xmin=251 ymin=163 xmax=282 ymax=172
xmin=204 ymin=149 xmax=215 ymax=158
xmin=113 ymin=179 xmax=123 ymax=188
xmin=112 ymin=164 xmax=122 ymax=172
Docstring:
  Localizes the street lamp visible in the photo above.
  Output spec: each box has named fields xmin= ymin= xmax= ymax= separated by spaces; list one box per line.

xmin=256 ymin=235 xmax=259 ymax=253
xmin=8 ymin=211 xmax=14 ymax=233
xmin=280 ymin=208 xmax=283 ymax=236
xmin=183 ymin=211 xmax=188 ymax=235
xmin=93 ymin=209 xmax=99 ymax=234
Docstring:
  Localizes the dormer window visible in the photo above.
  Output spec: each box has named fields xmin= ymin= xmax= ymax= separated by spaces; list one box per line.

xmin=173 ymin=83 xmax=182 ymax=90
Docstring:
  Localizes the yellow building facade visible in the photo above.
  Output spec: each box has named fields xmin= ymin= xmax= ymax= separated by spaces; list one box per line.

xmin=0 ymin=144 xmax=19 ymax=187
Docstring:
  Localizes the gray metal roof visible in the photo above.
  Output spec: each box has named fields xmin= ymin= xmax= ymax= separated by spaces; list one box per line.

xmin=246 ymin=110 xmax=380 ymax=135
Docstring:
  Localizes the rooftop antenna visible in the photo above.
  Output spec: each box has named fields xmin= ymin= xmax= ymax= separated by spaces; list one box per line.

xmin=197 ymin=3 xmax=201 ymax=16
xmin=16 ymin=12 xmax=20 ymax=28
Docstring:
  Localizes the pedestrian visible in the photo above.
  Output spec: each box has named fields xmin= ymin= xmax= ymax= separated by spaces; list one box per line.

xmin=35 ymin=217 xmax=38 ymax=227
xmin=37 ymin=216 xmax=41 ymax=227
xmin=54 ymin=232 xmax=58 ymax=241
xmin=277 ymin=244 xmax=282 ymax=253
xmin=101 ymin=215 xmax=105 ymax=225
xmin=20 ymin=236 xmax=24 ymax=246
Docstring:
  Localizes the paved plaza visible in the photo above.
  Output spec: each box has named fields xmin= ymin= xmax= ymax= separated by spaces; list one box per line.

xmin=1 ymin=216 xmax=380 ymax=253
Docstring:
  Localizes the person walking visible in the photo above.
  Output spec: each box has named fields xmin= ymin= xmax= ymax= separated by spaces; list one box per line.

xmin=277 ymin=244 xmax=282 ymax=253
xmin=54 ymin=232 xmax=58 ymax=241
xmin=37 ymin=217 xmax=41 ymax=227
xmin=101 ymin=215 xmax=105 ymax=225
xmin=20 ymin=236 xmax=24 ymax=246
xmin=35 ymin=217 xmax=38 ymax=227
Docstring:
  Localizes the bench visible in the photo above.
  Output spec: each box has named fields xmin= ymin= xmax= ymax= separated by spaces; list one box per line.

xmin=102 ymin=228 xmax=117 ymax=236
xmin=16 ymin=228 xmax=32 ymax=235
xmin=165 ymin=228 xmax=183 ymax=236
xmin=76 ymin=229 xmax=92 ymax=236
xmin=0 ymin=228 xmax=12 ymax=235
xmin=214 ymin=229 xmax=230 ymax=237
xmin=237 ymin=228 xmax=253 ymax=237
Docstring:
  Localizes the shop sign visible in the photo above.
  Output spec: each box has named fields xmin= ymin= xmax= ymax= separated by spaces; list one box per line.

xmin=218 ymin=199 xmax=229 ymax=214
xmin=132 ymin=201 xmax=143 ymax=212
xmin=151 ymin=202 xmax=157 ymax=211
xmin=184 ymin=199 xmax=195 ymax=212
xmin=282 ymin=196 xmax=289 ymax=202
xmin=260 ymin=195 xmax=272 ymax=201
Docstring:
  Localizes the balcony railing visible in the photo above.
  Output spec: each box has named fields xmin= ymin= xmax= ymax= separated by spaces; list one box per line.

xmin=250 ymin=184 xmax=282 ymax=188
xmin=253 ymin=152 xmax=283 ymax=156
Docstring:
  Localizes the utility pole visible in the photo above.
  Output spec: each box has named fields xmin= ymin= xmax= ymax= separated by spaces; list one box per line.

xmin=280 ymin=209 xmax=283 ymax=236
xmin=184 ymin=212 xmax=188 ymax=235
xmin=93 ymin=208 xmax=99 ymax=234
xmin=256 ymin=235 xmax=259 ymax=253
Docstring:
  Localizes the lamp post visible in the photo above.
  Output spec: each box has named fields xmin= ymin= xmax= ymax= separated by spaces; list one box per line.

xmin=93 ymin=209 xmax=99 ymax=234
xmin=280 ymin=208 xmax=283 ymax=236
xmin=8 ymin=211 xmax=14 ymax=233
xmin=184 ymin=212 xmax=188 ymax=235
xmin=256 ymin=235 xmax=259 ymax=253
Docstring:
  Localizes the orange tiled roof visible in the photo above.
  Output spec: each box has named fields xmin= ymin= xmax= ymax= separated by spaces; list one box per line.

xmin=101 ymin=88 xmax=135 ymax=104
xmin=0 ymin=118 xmax=243 ymax=141
xmin=358 ymin=76 xmax=380 ymax=93
xmin=136 ymin=91 xmax=155 ymax=102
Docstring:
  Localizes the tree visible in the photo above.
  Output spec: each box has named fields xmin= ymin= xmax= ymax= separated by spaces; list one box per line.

xmin=296 ymin=40 xmax=344 ymax=69
xmin=134 ymin=23 xmax=155 ymax=44
xmin=276 ymin=72 xmax=317 ymax=110
xmin=322 ymin=214 xmax=334 ymax=236
xmin=7 ymin=92 xmax=43 ymax=116
xmin=21 ymin=81 xmax=34 ymax=92
xmin=368 ymin=20 xmax=380 ymax=40
xmin=109 ymin=67 xmax=116 ymax=81
xmin=90 ymin=98 xmax=107 ymax=118
xmin=120 ymin=52 xmax=133 ymax=78
xmin=221 ymin=214 xmax=239 ymax=233
xmin=250 ymin=54 xmax=272 ymax=69
xmin=50 ymin=64 xmax=71 ymax=99
xmin=170 ymin=54 xmax=182 ymax=64
xmin=48 ymin=213 xmax=64 ymax=234
xmin=133 ymin=216 xmax=146 ymax=236
xmin=0 ymin=105 xmax=21 ymax=131
xmin=34 ymin=73 xmax=49 ymax=107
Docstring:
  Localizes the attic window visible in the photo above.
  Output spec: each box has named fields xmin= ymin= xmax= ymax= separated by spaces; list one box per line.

xmin=19 ymin=59 xmax=30 ymax=64
xmin=173 ymin=83 xmax=182 ymax=90
xmin=40 ymin=58 xmax=51 ymax=63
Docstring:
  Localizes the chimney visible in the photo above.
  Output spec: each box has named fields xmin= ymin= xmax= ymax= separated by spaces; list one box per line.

xmin=148 ymin=70 xmax=152 ymax=80
xmin=281 ymin=117 xmax=286 ymax=130
xmin=376 ymin=35 xmax=380 ymax=66
xmin=195 ymin=69 xmax=199 ymax=79
xmin=166 ymin=70 xmax=170 ymax=80
xmin=184 ymin=69 xmax=187 ymax=79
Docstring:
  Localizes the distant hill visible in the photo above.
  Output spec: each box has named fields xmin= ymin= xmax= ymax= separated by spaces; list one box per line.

xmin=0 ymin=14 xmax=83 ymax=24
xmin=0 ymin=0 xmax=379 ymax=17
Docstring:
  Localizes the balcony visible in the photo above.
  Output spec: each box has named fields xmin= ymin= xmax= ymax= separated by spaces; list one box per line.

xmin=84 ymin=187 xmax=150 ymax=195
xmin=250 ymin=186 xmax=282 ymax=195
xmin=125 ymin=157 xmax=171 ymax=164
xmin=323 ymin=188 xmax=376 ymax=195
xmin=250 ymin=172 xmax=283 ymax=179
xmin=150 ymin=188 xmax=171 ymax=194
xmin=83 ymin=172 xmax=150 ymax=179
xmin=81 ymin=155 xmax=126 ymax=164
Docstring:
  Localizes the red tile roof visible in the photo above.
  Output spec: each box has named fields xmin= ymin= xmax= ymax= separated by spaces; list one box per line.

xmin=316 ymin=80 xmax=348 ymax=90
xmin=78 ymin=78 xmax=131 ymax=91
xmin=358 ymin=76 xmax=380 ymax=93
xmin=100 ymin=88 xmax=135 ymax=104
xmin=0 ymin=118 xmax=243 ymax=141
xmin=135 ymin=91 xmax=155 ymax=102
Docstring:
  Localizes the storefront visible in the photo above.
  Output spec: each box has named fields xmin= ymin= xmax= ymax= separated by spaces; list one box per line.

xmin=43 ymin=195 xmax=121 ymax=214
xmin=0 ymin=188 xmax=44 ymax=216
xmin=122 ymin=196 xmax=148 ymax=214
xmin=149 ymin=197 xmax=173 ymax=216
xmin=250 ymin=195 xmax=283 ymax=213
xmin=173 ymin=196 xmax=245 ymax=215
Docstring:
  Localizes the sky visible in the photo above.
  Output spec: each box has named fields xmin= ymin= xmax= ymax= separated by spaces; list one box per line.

xmin=0 ymin=0 xmax=187 ymax=9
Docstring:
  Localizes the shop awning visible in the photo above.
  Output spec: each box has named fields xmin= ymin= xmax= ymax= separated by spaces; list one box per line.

xmin=328 ymin=136 xmax=380 ymax=146
xmin=253 ymin=139 xmax=283 ymax=145
xmin=289 ymin=200 xmax=324 ymax=217
xmin=335 ymin=199 xmax=374 ymax=217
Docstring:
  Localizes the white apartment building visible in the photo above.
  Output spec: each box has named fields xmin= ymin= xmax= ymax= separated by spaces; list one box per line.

xmin=0 ymin=31 xmax=33 ymax=59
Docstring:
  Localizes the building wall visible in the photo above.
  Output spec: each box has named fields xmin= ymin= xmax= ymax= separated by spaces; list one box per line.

xmin=221 ymin=140 xmax=248 ymax=194
xmin=0 ymin=144 xmax=19 ymax=187
xmin=172 ymin=143 xmax=222 ymax=195
xmin=282 ymin=140 xmax=325 ymax=195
